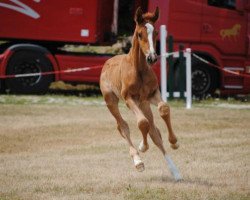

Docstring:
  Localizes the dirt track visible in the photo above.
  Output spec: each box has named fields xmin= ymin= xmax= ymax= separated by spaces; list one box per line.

xmin=0 ymin=96 xmax=249 ymax=200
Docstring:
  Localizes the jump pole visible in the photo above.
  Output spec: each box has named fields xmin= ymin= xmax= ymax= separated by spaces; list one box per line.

xmin=185 ymin=48 xmax=192 ymax=109
xmin=160 ymin=25 xmax=167 ymax=102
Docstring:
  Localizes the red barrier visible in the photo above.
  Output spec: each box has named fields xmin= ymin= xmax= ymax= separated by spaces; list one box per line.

xmin=192 ymin=53 xmax=250 ymax=78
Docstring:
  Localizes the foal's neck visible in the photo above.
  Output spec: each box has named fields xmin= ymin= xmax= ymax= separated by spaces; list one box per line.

xmin=128 ymin=32 xmax=148 ymax=71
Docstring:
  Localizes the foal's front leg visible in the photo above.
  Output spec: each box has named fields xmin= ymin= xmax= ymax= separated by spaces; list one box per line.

xmin=102 ymin=92 xmax=144 ymax=172
xmin=125 ymin=97 xmax=150 ymax=154
xmin=150 ymin=90 xmax=179 ymax=149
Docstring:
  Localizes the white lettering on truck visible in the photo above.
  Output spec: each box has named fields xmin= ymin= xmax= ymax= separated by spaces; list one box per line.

xmin=0 ymin=0 xmax=40 ymax=19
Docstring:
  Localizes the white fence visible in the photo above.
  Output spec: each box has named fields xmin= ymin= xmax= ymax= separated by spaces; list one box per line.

xmin=160 ymin=25 xmax=192 ymax=109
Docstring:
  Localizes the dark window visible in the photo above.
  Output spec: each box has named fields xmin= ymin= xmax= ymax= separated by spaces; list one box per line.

xmin=208 ymin=0 xmax=236 ymax=10
xmin=118 ymin=0 xmax=148 ymax=36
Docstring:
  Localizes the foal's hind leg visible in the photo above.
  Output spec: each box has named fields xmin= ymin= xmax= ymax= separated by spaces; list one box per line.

xmin=140 ymin=102 xmax=182 ymax=181
xmin=140 ymin=102 xmax=166 ymax=155
xmin=102 ymin=91 xmax=144 ymax=171
xmin=150 ymin=90 xmax=179 ymax=149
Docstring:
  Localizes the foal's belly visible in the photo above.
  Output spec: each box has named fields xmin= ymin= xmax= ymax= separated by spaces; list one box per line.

xmin=129 ymin=82 xmax=157 ymax=102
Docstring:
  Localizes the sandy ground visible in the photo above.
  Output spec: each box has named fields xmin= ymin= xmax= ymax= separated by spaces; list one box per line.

xmin=0 ymin=96 xmax=249 ymax=200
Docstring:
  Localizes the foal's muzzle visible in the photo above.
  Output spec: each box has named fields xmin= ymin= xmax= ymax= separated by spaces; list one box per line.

xmin=146 ymin=53 xmax=157 ymax=65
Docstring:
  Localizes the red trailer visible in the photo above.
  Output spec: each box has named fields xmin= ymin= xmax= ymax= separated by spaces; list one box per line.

xmin=0 ymin=0 xmax=114 ymax=44
xmin=0 ymin=0 xmax=249 ymax=96
xmin=0 ymin=0 xmax=115 ymax=94
xmin=150 ymin=0 xmax=250 ymax=96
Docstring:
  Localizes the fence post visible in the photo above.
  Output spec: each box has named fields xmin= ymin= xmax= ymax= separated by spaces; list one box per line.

xmin=160 ymin=25 xmax=167 ymax=102
xmin=167 ymin=35 xmax=174 ymax=100
xmin=185 ymin=48 xmax=192 ymax=109
xmin=179 ymin=44 xmax=185 ymax=99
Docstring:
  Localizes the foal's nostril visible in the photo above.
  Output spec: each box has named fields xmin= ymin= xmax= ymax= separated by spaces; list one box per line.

xmin=146 ymin=54 xmax=158 ymax=64
xmin=147 ymin=56 xmax=152 ymax=64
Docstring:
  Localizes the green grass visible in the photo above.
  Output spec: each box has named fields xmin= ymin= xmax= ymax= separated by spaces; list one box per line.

xmin=0 ymin=95 xmax=104 ymax=105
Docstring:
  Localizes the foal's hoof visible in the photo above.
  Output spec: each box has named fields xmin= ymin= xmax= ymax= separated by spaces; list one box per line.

xmin=171 ymin=142 xmax=179 ymax=150
xmin=133 ymin=156 xmax=145 ymax=172
xmin=135 ymin=162 xmax=145 ymax=172
xmin=139 ymin=141 xmax=149 ymax=153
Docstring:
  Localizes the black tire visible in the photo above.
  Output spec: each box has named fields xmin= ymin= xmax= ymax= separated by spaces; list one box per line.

xmin=5 ymin=50 xmax=54 ymax=94
xmin=0 ymin=79 xmax=4 ymax=94
xmin=191 ymin=61 xmax=218 ymax=97
xmin=172 ymin=57 xmax=219 ymax=98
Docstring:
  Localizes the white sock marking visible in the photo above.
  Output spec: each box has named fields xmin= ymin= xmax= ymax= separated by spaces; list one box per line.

xmin=133 ymin=155 xmax=143 ymax=166
xmin=165 ymin=155 xmax=182 ymax=181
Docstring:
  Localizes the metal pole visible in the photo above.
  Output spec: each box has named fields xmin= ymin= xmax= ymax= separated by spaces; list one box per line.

xmin=179 ymin=44 xmax=185 ymax=99
xmin=167 ymin=35 xmax=174 ymax=100
xmin=111 ymin=0 xmax=119 ymax=35
xmin=185 ymin=48 xmax=192 ymax=109
xmin=160 ymin=25 xmax=167 ymax=102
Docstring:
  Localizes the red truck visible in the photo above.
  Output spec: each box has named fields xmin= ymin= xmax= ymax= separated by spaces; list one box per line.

xmin=0 ymin=0 xmax=249 ymax=96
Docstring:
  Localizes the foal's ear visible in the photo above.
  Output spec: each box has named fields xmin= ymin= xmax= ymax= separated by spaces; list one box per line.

xmin=152 ymin=7 xmax=159 ymax=22
xmin=134 ymin=7 xmax=144 ymax=25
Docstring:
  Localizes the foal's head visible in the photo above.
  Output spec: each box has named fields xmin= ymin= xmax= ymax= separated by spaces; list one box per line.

xmin=134 ymin=7 xmax=159 ymax=65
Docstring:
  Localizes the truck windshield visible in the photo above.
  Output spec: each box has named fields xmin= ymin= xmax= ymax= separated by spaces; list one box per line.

xmin=208 ymin=0 xmax=236 ymax=10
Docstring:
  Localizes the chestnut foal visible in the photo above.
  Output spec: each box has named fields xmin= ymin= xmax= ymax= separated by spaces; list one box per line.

xmin=100 ymin=7 xmax=180 ymax=177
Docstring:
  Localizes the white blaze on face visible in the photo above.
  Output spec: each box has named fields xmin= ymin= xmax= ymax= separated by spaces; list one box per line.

xmin=145 ymin=23 xmax=155 ymax=54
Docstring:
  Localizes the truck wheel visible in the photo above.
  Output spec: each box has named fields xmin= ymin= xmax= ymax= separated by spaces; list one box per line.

xmin=0 ymin=80 xmax=4 ymax=94
xmin=191 ymin=62 xmax=218 ymax=97
xmin=5 ymin=50 xmax=54 ymax=94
